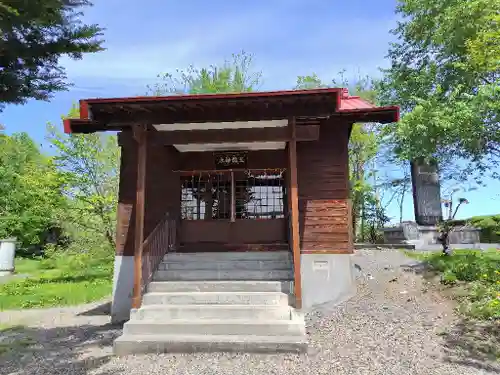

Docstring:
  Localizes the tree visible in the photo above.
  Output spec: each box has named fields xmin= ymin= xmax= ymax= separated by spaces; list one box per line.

xmin=147 ymin=51 xmax=262 ymax=95
xmin=377 ymin=0 xmax=500 ymax=182
xmin=46 ymin=105 xmax=119 ymax=248
xmin=294 ymin=73 xmax=382 ymax=240
xmin=149 ymin=51 xmax=263 ymax=219
xmin=0 ymin=132 xmax=66 ymax=250
xmin=377 ymin=161 xmax=411 ymax=224
xmin=295 ymin=74 xmax=328 ymax=90
xmin=0 ymin=0 xmax=104 ymax=109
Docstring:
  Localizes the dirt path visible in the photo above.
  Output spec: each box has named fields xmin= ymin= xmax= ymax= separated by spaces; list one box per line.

xmin=1 ymin=249 xmax=498 ymax=375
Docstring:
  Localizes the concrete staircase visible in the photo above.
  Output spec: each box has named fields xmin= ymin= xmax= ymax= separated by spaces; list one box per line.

xmin=113 ymin=251 xmax=307 ymax=355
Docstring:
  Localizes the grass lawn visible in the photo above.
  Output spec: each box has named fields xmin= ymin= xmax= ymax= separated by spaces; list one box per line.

xmin=405 ymin=249 xmax=500 ymax=320
xmin=0 ymin=250 xmax=113 ymax=310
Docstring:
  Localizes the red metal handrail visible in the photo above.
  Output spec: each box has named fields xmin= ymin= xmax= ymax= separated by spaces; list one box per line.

xmin=140 ymin=212 xmax=176 ymax=296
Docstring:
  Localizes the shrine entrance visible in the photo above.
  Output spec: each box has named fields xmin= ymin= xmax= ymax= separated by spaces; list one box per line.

xmin=177 ymin=162 xmax=289 ymax=252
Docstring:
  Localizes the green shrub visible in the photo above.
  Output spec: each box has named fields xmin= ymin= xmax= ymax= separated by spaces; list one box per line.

xmin=410 ymin=250 xmax=500 ymax=320
xmin=468 ymin=215 xmax=500 ymax=243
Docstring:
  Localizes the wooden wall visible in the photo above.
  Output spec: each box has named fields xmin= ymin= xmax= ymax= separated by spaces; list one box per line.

xmin=114 ymin=121 xmax=353 ymax=256
xmin=115 ymin=131 xmax=180 ymax=256
xmin=296 ymin=120 xmax=353 ymax=254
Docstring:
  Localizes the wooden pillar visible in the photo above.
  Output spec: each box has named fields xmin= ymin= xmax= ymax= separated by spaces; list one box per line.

xmin=132 ymin=125 xmax=147 ymax=309
xmin=230 ymin=170 xmax=236 ymax=222
xmin=288 ymin=117 xmax=302 ymax=309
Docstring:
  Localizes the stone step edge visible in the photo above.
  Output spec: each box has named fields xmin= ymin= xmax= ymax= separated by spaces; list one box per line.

xmin=146 ymin=281 xmax=293 ymax=293
xmin=134 ymin=303 xmax=292 ymax=310
xmin=153 ymin=276 xmax=294 ymax=282
xmin=125 ymin=318 xmax=304 ymax=326
xmin=143 ymin=291 xmax=289 ymax=297
xmin=148 ymin=280 xmax=291 ymax=285
xmin=154 ymin=270 xmax=294 ymax=275
xmin=130 ymin=304 xmax=292 ymax=319
xmin=160 ymin=260 xmax=293 ymax=265
xmin=163 ymin=254 xmax=292 ymax=261
xmin=161 ymin=256 xmax=293 ymax=263
xmin=115 ymin=333 xmax=307 ymax=343
xmin=165 ymin=250 xmax=291 ymax=256
xmin=114 ymin=333 xmax=307 ymax=355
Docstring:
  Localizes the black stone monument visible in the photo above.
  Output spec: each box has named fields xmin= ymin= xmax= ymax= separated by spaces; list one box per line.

xmin=410 ymin=158 xmax=443 ymax=226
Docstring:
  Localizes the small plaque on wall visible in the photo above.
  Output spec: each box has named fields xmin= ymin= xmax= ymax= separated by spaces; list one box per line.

xmin=312 ymin=260 xmax=329 ymax=271
xmin=214 ymin=151 xmax=247 ymax=169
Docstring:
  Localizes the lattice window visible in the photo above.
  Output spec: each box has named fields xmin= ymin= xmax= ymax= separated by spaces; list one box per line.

xmin=180 ymin=169 xmax=286 ymax=220
xmin=235 ymin=169 xmax=285 ymax=219
xmin=181 ymin=172 xmax=231 ymax=220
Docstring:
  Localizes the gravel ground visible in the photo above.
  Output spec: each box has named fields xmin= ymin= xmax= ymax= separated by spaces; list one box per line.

xmin=1 ymin=249 xmax=499 ymax=375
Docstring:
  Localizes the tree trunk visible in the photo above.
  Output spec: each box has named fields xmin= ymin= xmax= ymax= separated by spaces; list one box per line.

xmin=399 ymin=189 xmax=405 ymax=224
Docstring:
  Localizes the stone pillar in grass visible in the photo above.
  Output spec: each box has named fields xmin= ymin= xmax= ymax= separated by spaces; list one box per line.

xmin=410 ymin=158 xmax=443 ymax=226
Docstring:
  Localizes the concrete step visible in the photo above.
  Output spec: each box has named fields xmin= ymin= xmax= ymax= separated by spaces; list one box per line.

xmin=142 ymin=291 xmax=290 ymax=306
xmin=157 ymin=259 xmax=292 ymax=271
xmin=147 ymin=280 xmax=292 ymax=293
xmin=130 ymin=304 xmax=292 ymax=320
xmin=114 ymin=333 xmax=307 ymax=355
xmin=164 ymin=251 xmax=292 ymax=262
xmin=123 ymin=319 xmax=306 ymax=336
xmin=154 ymin=269 xmax=293 ymax=281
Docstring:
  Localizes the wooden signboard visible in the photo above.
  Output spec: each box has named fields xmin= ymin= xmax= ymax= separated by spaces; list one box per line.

xmin=214 ymin=151 xmax=247 ymax=170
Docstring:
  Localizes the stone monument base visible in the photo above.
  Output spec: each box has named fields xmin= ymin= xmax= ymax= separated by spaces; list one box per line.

xmin=382 ymin=221 xmax=482 ymax=250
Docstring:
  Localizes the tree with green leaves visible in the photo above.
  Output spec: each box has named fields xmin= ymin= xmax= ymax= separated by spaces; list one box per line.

xmin=377 ymin=0 xmax=500 ymax=183
xmin=150 ymin=51 xmax=263 ymax=219
xmin=0 ymin=132 xmax=66 ymax=250
xmin=295 ymin=74 xmax=328 ymax=90
xmin=46 ymin=106 xmax=119 ymax=248
xmin=294 ymin=73 xmax=385 ymax=240
xmin=147 ymin=51 xmax=262 ymax=96
xmin=0 ymin=0 xmax=104 ymax=110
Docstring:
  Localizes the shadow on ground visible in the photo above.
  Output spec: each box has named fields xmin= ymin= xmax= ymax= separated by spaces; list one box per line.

xmin=0 ymin=321 xmax=122 ymax=375
xmin=441 ymin=318 xmax=500 ymax=373
xmin=78 ymin=301 xmax=112 ymax=316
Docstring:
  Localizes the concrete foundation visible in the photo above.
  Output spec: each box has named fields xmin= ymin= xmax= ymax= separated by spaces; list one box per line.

xmin=300 ymin=253 xmax=356 ymax=310
xmin=111 ymin=255 xmax=135 ymax=324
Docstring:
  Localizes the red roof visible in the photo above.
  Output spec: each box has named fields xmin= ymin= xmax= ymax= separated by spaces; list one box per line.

xmin=339 ymin=88 xmax=399 ymax=117
xmin=63 ymin=88 xmax=399 ymax=133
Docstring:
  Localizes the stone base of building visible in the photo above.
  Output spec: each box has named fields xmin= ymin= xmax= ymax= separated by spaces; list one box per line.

xmin=300 ymin=253 xmax=356 ymax=310
xmin=111 ymin=255 xmax=135 ymax=324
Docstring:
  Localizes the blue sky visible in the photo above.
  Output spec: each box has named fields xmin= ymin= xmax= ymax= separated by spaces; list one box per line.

xmin=2 ymin=0 xmax=499 ymax=221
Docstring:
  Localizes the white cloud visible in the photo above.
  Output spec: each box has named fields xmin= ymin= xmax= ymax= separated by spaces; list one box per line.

xmin=61 ymin=3 xmax=286 ymax=81
xmin=61 ymin=1 xmax=398 ymax=92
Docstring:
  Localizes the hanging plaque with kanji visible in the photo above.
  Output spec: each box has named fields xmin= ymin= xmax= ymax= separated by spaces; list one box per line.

xmin=214 ymin=151 xmax=247 ymax=169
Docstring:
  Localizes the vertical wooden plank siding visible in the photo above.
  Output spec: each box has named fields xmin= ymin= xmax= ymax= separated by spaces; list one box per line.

xmin=288 ymin=117 xmax=302 ymax=309
xmin=132 ymin=125 xmax=147 ymax=309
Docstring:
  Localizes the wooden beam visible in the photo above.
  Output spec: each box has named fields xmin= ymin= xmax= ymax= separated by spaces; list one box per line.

xmin=131 ymin=125 xmax=147 ymax=309
xmin=288 ymin=117 xmax=302 ymax=309
xmin=148 ymin=125 xmax=320 ymax=146
xmin=93 ymin=98 xmax=337 ymax=125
